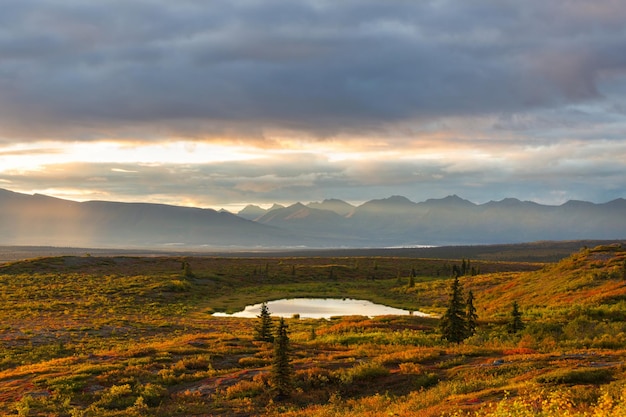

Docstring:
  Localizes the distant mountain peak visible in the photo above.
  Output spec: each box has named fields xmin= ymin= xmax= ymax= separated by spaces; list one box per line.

xmin=486 ymin=197 xmax=521 ymax=205
xmin=602 ymin=198 xmax=626 ymax=208
xmin=285 ymin=202 xmax=307 ymax=210
xmin=307 ymin=198 xmax=355 ymax=216
xmin=386 ymin=195 xmax=415 ymax=204
xmin=561 ymin=200 xmax=594 ymax=208
xmin=255 ymin=201 xmax=345 ymax=224
xmin=238 ymin=204 xmax=269 ymax=221
xmin=360 ymin=195 xmax=415 ymax=207
xmin=422 ymin=195 xmax=475 ymax=207
xmin=241 ymin=204 xmax=263 ymax=210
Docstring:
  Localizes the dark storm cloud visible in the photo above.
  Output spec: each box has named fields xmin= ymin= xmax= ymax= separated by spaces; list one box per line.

xmin=1 ymin=0 xmax=626 ymax=140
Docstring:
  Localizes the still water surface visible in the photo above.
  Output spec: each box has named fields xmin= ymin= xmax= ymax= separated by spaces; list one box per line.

xmin=212 ymin=298 xmax=429 ymax=319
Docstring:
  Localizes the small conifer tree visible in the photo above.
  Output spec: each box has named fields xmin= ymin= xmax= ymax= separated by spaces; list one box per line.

xmin=183 ymin=262 xmax=194 ymax=278
xmin=254 ymin=303 xmax=274 ymax=342
xmin=465 ymin=290 xmax=478 ymax=337
xmin=452 ymin=264 xmax=460 ymax=277
xmin=271 ymin=318 xmax=293 ymax=398
xmin=508 ymin=301 xmax=524 ymax=334
xmin=440 ymin=276 xmax=467 ymax=343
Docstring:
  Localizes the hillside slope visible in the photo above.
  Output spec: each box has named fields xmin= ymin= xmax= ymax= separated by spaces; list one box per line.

xmin=462 ymin=244 xmax=626 ymax=317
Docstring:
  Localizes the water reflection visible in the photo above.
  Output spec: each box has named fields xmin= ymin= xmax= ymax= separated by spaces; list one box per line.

xmin=212 ymin=298 xmax=429 ymax=319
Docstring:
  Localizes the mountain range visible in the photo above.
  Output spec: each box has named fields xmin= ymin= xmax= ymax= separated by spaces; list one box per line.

xmin=1 ymin=188 xmax=625 ymax=249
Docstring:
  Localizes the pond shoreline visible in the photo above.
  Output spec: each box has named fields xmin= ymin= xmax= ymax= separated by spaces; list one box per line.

xmin=212 ymin=297 xmax=430 ymax=319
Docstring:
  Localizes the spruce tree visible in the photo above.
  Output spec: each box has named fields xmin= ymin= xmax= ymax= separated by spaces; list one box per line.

xmin=254 ymin=303 xmax=274 ymax=342
xmin=465 ymin=290 xmax=478 ymax=337
xmin=452 ymin=264 xmax=460 ymax=277
xmin=508 ymin=301 xmax=524 ymax=334
xmin=440 ymin=276 xmax=467 ymax=343
xmin=408 ymin=272 xmax=415 ymax=288
xmin=271 ymin=318 xmax=293 ymax=398
xmin=183 ymin=261 xmax=194 ymax=278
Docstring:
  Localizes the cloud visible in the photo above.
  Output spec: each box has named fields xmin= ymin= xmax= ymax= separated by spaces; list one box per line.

xmin=3 ymin=135 xmax=625 ymax=209
xmin=1 ymin=0 xmax=625 ymax=141
xmin=1 ymin=1 xmax=625 ymax=209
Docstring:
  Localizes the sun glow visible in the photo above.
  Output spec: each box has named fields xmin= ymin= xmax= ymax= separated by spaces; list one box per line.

xmin=0 ymin=140 xmax=264 ymax=174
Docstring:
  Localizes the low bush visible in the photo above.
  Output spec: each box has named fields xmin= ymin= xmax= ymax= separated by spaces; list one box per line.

xmin=296 ymin=367 xmax=336 ymax=389
xmin=224 ymin=380 xmax=265 ymax=399
xmin=93 ymin=384 xmax=136 ymax=410
xmin=537 ymin=367 xmax=614 ymax=385
xmin=339 ymin=361 xmax=389 ymax=385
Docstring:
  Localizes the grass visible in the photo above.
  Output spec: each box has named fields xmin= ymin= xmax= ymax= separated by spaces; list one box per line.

xmin=0 ymin=244 xmax=625 ymax=415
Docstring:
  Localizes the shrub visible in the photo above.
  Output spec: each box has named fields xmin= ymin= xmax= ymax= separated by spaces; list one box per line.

xmin=339 ymin=361 xmax=389 ymax=385
xmin=93 ymin=384 xmax=136 ymax=410
xmin=592 ymin=332 xmax=626 ymax=349
xmin=563 ymin=316 xmax=602 ymax=340
xmin=239 ymin=356 xmax=269 ymax=367
xmin=138 ymin=383 xmax=168 ymax=407
xmin=181 ymin=354 xmax=213 ymax=370
xmin=296 ymin=367 xmax=335 ymax=389
xmin=537 ymin=368 xmax=614 ymax=385
xmin=412 ymin=372 xmax=439 ymax=390
xmin=224 ymin=380 xmax=265 ymax=399
xmin=44 ymin=374 xmax=89 ymax=395
xmin=376 ymin=347 xmax=442 ymax=366
xmin=398 ymin=362 xmax=424 ymax=374
xmin=167 ymin=279 xmax=191 ymax=292
xmin=157 ymin=368 xmax=178 ymax=385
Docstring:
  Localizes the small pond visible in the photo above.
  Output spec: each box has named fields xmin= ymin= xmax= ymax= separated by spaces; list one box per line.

xmin=212 ymin=298 xmax=429 ymax=319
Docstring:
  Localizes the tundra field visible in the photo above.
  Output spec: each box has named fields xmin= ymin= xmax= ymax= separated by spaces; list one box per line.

xmin=1 ymin=243 xmax=626 ymax=416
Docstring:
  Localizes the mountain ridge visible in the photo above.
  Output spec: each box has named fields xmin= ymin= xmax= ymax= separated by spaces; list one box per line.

xmin=1 ymin=188 xmax=625 ymax=248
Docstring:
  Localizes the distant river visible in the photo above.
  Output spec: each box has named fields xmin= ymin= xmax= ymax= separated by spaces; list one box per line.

xmin=212 ymin=298 xmax=429 ymax=319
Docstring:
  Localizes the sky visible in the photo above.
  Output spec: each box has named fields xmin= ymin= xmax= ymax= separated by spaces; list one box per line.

xmin=1 ymin=0 xmax=625 ymax=212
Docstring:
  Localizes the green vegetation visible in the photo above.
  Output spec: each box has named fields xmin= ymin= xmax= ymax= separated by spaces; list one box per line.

xmin=0 ymin=244 xmax=625 ymax=415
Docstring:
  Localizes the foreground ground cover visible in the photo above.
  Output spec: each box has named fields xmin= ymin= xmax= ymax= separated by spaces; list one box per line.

xmin=0 ymin=244 xmax=625 ymax=415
